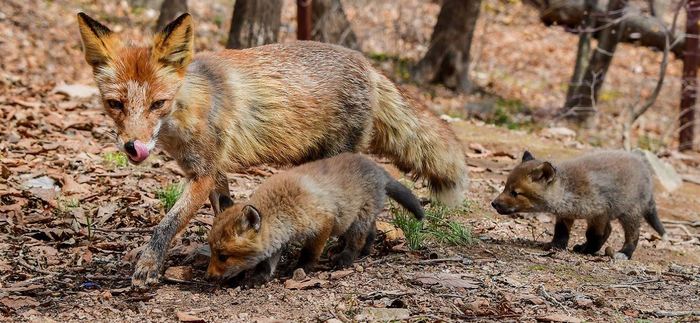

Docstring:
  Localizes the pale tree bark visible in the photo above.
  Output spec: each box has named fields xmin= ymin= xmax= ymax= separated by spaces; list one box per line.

xmin=524 ymin=0 xmax=684 ymax=58
xmin=227 ymin=0 xmax=283 ymax=49
xmin=413 ymin=0 xmax=482 ymax=93
xmin=155 ymin=0 xmax=188 ymax=32
xmin=680 ymin=0 xmax=699 ymax=151
xmin=562 ymin=0 xmax=628 ymax=125
xmin=311 ymin=0 xmax=360 ymax=50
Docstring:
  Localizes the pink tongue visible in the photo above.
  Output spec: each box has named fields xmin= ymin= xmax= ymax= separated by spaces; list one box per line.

xmin=130 ymin=140 xmax=150 ymax=162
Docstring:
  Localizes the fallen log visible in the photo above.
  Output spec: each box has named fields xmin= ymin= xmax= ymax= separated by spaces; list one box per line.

xmin=524 ymin=0 xmax=685 ymax=58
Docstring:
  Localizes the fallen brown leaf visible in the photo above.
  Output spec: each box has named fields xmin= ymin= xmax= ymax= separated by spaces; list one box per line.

xmin=284 ymin=277 xmax=327 ymax=290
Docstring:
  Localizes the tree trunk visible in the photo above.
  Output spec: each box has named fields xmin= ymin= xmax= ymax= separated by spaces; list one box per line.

xmin=564 ymin=0 xmax=597 ymax=112
xmin=413 ymin=0 xmax=482 ymax=93
xmin=680 ymin=0 xmax=699 ymax=151
xmin=523 ymin=0 xmax=684 ymax=58
xmin=155 ymin=0 xmax=188 ymax=32
xmin=226 ymin=0 xmax=283 ymax=49
xmin=562 ymin=0 xmax=627 ymax=125
xmin=298 ymin=0 xmax=312 ymax=41
xmin=311 ymin=0 xmax=360 ymax=50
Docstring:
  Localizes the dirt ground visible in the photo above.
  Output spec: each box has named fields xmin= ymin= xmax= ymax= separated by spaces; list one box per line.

xmin=1 ymin=0 xmax=699 ymax=322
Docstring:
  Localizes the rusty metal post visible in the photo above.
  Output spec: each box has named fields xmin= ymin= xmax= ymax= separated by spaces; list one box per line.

xmin=681 ymin=0 xmax=700 ymax=151
xmin=297 ymin=0 xmax=312 ymax=40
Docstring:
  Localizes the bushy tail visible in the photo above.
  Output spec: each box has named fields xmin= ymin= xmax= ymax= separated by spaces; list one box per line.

xmin=645 ymin=200 xmax=666 ymax=238
xmin=369 ymin=71 xmax=468 ymax=207
xmin=385 ymin=179 xmax=424 ymax=220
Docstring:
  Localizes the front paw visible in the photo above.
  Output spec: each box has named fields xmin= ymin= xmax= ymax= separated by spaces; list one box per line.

xmin=330 ymin=251 xmax=355 ymax=268
xmin=132 ymin=248 xmax=163 ymax=289
xmin=572 ymin=243 xmax=594 ymax=254
xmin=247 ymin=274 xmax=271 ymax=288
xmin=545 ymin=240 xmax=568 ymax=251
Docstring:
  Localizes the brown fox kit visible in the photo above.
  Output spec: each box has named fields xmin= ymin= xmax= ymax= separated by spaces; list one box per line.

xmin=206 ymin=153 xmax=424 ymax=284
xmin=491 ymin=150 xmax=666 ymax=260
xmin=76 ymin=13 xmax=467 ymax=287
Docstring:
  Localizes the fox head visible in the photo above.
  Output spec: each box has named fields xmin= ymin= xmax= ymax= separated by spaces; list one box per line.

xmin=77 ymin=12 xmax=194 ymax=163
xmin=491 ymin=151 xmax=556 ymax=215
xmin=207 ymin=204 xmax=266 ymax=281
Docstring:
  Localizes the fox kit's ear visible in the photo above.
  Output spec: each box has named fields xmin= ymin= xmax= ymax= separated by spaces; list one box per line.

xmin=152 ymin=13 xmax=194 ymax=72
xmin=522 ymin=151 xmax=535 ymax=162
xmin=530 ymin=161 xmax=556 ymax=184
xmin=242 ymin=205 xmax=261 ymax=232
xmin=77 ymin=13 xmax=121 ymax=68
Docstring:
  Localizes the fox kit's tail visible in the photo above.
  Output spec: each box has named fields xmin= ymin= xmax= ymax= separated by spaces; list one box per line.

xmin=385 ymin=179 xmax=425 ymax=220
xmin=369 ymin=72 xmax=468 ymax=207
xmin=645 ymin=199 xmax=667 ymax=238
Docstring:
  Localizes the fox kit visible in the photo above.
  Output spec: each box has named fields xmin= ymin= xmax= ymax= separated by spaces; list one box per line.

xmin=206 ymin=153 xmax=424 ymax=283
xmin=76 ymin=13 xmax=466 ymax=286
xmin=491 ymin=150 xmax=665 ymax=260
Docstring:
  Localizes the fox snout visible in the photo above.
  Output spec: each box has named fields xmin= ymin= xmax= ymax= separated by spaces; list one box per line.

xmin=491 ymin=199 xmax=516 ymax=215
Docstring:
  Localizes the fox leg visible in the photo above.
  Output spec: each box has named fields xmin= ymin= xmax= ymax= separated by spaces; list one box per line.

xmin=297 ymin=220 xmax=333 ymax=272
xmin=615 ymin=216 xmax=641 ymax=260
xmin=573 ymin=217 xmax=612 ymax=255
xmin=547 ymin=218 xmax=574 ymax=250
xmin=132 ymin=175 xmax=215 ymax=288
xmin=332 ymin=220 xmax=371 ymax=268
xmin=208 ymin=172 xmax=233 ymax=215
xmin=247 ymin=249 xmax=282 ymax=287
xmin=360 ymin=221 xmax=377 ymax=256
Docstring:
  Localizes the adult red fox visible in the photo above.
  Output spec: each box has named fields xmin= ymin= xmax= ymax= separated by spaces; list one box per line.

xmin=77 ymin=12 xmax=467 ymax=287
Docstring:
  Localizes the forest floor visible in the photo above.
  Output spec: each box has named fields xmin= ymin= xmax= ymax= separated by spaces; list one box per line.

xmin=1 ymin=0 xmax=700 ymax=322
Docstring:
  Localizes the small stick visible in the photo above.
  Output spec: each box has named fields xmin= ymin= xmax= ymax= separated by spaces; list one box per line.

xmin=162 ymin=276 xmax=216 ymax=287
xmin=538 ymin=284 xmax=571 ymax=315
xmin=92 ymin=227 xmax=155 ymax=233
xmin=651 ymin=310 xmax=700 ymax=317
xmin=409 ymin=257 xmax=465 ymax=265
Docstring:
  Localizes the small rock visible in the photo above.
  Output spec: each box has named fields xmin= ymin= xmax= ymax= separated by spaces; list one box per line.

xmin=537 ymin=313 xmax=582 ymax=323
xmin=360 ymin=308 xmax=410 ymax=321
xmin=574 ymin=295 xmax=593 ymax=308
xmin=325 ymin=319 xmax=342 ymax=323
xmin=541 ymin=127 xmax=576 ymax=139
xmin=23 ymin=176 xmax=57 ymax=190
xmin=292 ymin=268 xmax=306 ymax=281
xmin=165 ymin=266 xmax=194 ymax=281
xmin=354 ymin=265 xmax=364 ymax=273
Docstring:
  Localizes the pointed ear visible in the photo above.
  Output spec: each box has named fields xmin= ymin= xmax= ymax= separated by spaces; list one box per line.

xmin=152 ymin=13 xmax=194 ymax=72
xmin=77 ymin=12 xmax=121 ymax=68
xmin=530 ymin=161 xmax=556 ymax=184
xmin=242 ymin=205 xmax=261 ymax=232
xmin=522 ymin=150 xmax=535 ymax=162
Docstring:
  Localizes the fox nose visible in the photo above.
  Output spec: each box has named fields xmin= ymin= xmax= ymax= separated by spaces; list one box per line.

xmin=124 ymin=140 xmax=137 ymax=157
xmin=491 ymin=201 xmax=499 ymax=209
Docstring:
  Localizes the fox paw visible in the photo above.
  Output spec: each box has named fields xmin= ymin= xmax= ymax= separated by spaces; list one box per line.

xmin=572 ymin=243 xmax=587 ymax=254
xmin=331 ymin=252 xmax=355 ymax=268
xmin=131 ymin=248 xmax=163 ymax=289
xmin=545 ymin=241 xmax=568 ymax=251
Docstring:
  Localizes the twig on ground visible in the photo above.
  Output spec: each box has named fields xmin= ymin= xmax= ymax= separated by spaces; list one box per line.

xmin=537 ymin=284 xmax=571 ymax=315
xmin=162 ymin=276 xmax=216 ymax=287
xmin=662 ymin=220 xmax=700 ymax=227
xmin=92 ymin=227 xmax=155 ymax=233
xmin=649 ymin=310 xmax=700 ymax=318
xmin=408 ymin=257 xmax=465 ymax=265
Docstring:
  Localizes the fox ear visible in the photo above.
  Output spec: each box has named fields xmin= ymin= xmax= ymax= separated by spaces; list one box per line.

xmin=77 ymin=13 xmax=121 ymax=68
xmin=152 ymin=13 xmax=194 ymax=72
xmin=530 ymin=161 xmax=556 ymax=184
xmin=522 ymin=151 xmax=535 ymax=162
xmin=242 ymin=205 xmax=261 ymax=232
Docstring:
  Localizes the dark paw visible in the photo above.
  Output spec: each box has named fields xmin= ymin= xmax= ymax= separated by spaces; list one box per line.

xmin=546 ymin=240 xmax=568 ymax=251
xmin=572 ymin=243 xmax=594 ymax=254
xmin=331 ymin=252 xmax=355 ymax=268
xmin=244 ymin=273 xmax=271 ymax=288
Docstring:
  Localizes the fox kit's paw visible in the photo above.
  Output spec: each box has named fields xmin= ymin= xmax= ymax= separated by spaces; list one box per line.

xmin=545 ymin=240 xmax=568 ymax=251
xmin=572 ymin=243 xmax=596 ymax=255
xmin=330 ymin=251 xmax=356 ymax=268
xmin=131 ymin=248 xmax=163 ymax=288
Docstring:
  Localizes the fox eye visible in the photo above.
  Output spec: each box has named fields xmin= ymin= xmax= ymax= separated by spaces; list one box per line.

xmin=150 ymin=100 xmax=167 ymax=111
xmin=106 ymin=99 xmax=124 ymax=111
xmin=510 ymin=190 xmax=518 ymax=197
xmin=217 ymin=254 xmax=229 ymax=262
